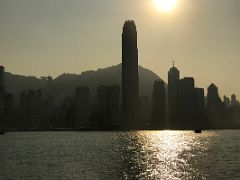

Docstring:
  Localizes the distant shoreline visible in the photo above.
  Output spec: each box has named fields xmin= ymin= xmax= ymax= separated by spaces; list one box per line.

xmin=3 ymin=128 xmax=240 ymax=132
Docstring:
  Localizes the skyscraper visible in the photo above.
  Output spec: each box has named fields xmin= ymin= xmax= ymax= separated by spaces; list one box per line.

xmin=168 ymin=63 xmax=180 ymax=129
xmin=178 ymin=77 xmax=195 ymax=129
xmin=151 ymin=80 xmax=166 ymax=129
xmin=122 ymin=20 xmax=139 ymax=128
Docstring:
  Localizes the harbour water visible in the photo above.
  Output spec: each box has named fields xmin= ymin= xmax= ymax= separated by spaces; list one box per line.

xmin=0 ymin=130 xmax=240 ymax=179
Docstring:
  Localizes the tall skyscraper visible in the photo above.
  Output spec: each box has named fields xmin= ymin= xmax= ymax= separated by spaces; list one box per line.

xmin=0 ymin=66 xmax=5 ymax=131
xmin=151 ymin=80 xmax=166 ymax=129
xmin=122 ymin=20 xmax=139 ymax=128
xmin=168 ymin=63 xmax=180 ymax=129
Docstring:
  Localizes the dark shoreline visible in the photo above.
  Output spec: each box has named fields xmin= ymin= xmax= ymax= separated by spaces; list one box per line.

xmin=3 ymin=127 xmax=240 ymax=132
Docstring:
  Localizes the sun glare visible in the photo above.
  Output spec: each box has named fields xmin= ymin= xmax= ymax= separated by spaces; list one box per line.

xmin=154 ymin=0 xmax=177 ymax=12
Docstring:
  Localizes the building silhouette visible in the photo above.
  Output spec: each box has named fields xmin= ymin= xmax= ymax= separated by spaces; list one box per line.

xmin=45 ymin=76 xmax=54 ymax=108
xmin=122 ymin=20 xmax=139 ymax=128
xmin=223 ymin=95 xmax=231 ymax=107
xmin=14 ymin=89 xmax=50 ymax=129
xmin=194 ymin=88 xmax=206 ymax=129
xmin=168 ymin=64 xmax=206 ymax=130
xmin=97 ymin=85 xmax=120 ymax=128
xmin=28 ymin=89 xmax=39 ymax=128
xmin=138 ymin=96 xmax=150 ymax=127
xmin=168 ymin=63 xmax=180 ymax=129
xmin=151 ymin=80 xmax=166 ymax=129
xmin=231 ymin=94 xmax=239 ymax=106
xmin=178 ymin=77 xmax=195 ymax=129
xmin=207 ymin=83 xmax=224 ymax=128
xmin=0 ymin=66 xmax=5 ymax=131
xmin=223 ymin=94 xmax=240 ymax=128
xmin=5 ymin=93 xmax=14 ymax=129
xmin=75 ymin=87 xmax=90 ymax=128
xmin=56 ymin=96 xmax=73 ymax=128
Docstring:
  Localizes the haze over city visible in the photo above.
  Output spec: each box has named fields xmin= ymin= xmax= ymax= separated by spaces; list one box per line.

xmin=0 ymin=0 xmax=240 ymax=98
xmin=1 ymin=1 xmax=240 ymax=179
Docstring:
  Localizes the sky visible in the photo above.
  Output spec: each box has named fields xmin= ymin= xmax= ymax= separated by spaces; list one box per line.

xmin=0 ymin=0 xmax=240 ymax=99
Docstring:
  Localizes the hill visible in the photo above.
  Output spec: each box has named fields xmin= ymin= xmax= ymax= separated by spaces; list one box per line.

xmin=5 ymin=64 xmax=163 ymax=106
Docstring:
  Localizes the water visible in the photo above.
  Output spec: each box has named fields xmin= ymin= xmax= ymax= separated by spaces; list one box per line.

xmin=0 ymin=130 xmax=240 ymax=180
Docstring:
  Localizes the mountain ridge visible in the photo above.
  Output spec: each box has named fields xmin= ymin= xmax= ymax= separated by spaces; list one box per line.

xmin=5 ymin=64 xmax=163 ymax=106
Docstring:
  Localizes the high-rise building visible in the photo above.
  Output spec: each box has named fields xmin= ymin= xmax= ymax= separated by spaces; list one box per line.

xmin=5 ymin=93 xmax=14 ymax=129
xmin=0 ymin=66 xmax=5 ymax=131
xmin=46 ymin=76 xmax=54 ymax=108
xmin=75 ymin=87 xmax=90 ymax=128
xmin=194 ymin=88 xmax=205 ymax=129
xmin=207 ymin=83 xmax=224 ymax=128
xmin=168 ymin=63 xmax=180 ymax=129
xmin=97 ymin=85 xmax=120 ymax=128
xmin=122 ymin=20 xmax=139 ymax=128
xmin=151 ymin=80 xmax=166 ymax=129
xmin=178 ymin=77 xmax=195 ymax=129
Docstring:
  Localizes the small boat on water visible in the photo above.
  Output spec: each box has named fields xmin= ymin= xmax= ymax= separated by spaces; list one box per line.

xmin=0 ymin=131 xmax=5 ymax=135
xmin=194 ymin=130 xmax=202 ymax=133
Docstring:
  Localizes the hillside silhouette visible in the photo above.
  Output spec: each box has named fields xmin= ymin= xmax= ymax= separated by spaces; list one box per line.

xmin=5 ymin=64 xmax=163 ymax=106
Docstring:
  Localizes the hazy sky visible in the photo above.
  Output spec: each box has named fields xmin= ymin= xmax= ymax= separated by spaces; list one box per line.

xmin=0 ymin=0 xmax=240 ymax=98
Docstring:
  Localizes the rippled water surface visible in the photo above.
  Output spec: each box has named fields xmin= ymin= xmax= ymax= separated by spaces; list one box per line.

xmin=0 ymin=130 xmax=240 ymax=179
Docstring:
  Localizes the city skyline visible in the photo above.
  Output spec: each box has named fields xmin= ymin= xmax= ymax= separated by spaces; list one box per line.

xmin=1 ymin=20 xmax=239 ymax=131
xmin=0 ymin=0 xmax=240 ymax=98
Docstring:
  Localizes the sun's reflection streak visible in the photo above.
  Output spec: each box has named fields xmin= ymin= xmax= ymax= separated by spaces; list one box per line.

xmin=119 ymin=130 xmax=217 ymax=179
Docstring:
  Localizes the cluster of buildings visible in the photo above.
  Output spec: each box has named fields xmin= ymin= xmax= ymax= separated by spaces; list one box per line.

xmin=0 ymin=20 xmax=239 ymax=131
xmin=164 ymin=65 xmax=240 ymax=129
xmin=51 ymin=85 xmax=121 ymax=130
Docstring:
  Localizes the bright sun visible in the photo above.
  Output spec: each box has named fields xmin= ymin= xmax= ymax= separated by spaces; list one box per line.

xmin=154 ymin=0 xmax=177 ymax=12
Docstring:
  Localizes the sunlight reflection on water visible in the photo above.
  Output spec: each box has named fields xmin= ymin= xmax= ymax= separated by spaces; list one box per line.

xmin=119 ymin=130 xmax=222 ymax=179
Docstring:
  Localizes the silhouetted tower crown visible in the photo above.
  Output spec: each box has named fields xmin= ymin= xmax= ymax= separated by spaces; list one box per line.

xmin=208 ymin=83 xmax=219 ymax=98
xmin=231 ymin=94 xmax=236 ymax=102
xmin=168 ymin=63 xmax=180 ymax=84
xmin=122 ymin=20 xmax=139 ymax=127
xmin=207 ymin=83 xmax=224 ymax=128
xmin=122 ymin=21 xmax=137 ymax=55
